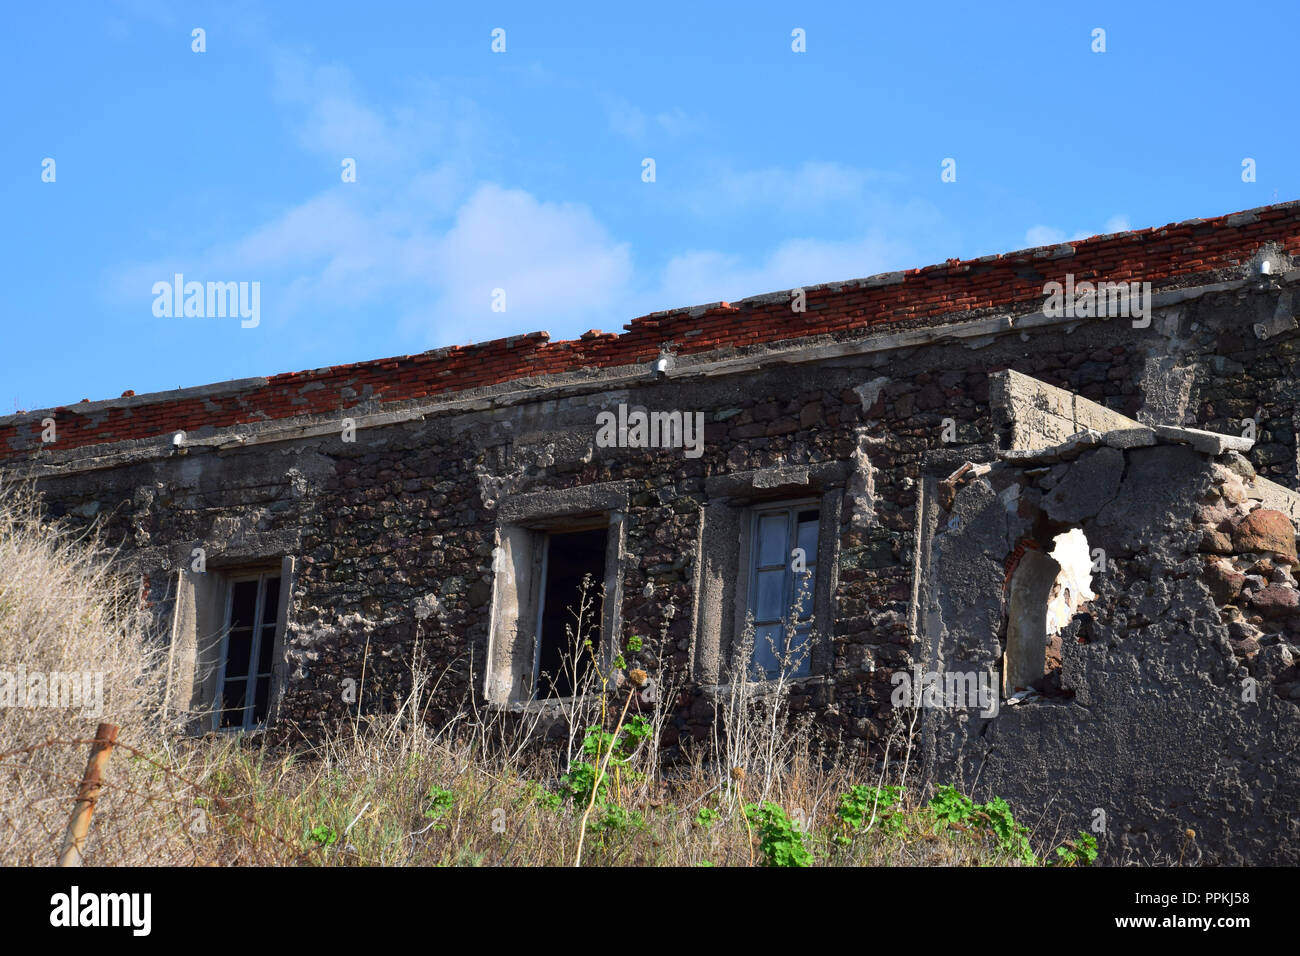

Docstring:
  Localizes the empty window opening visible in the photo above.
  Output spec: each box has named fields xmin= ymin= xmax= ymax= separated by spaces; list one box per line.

xmin=534 ymin=528 xmax=607 ymax=698
xmin=748 ymin=506 xmax=819 ymax=679
xmin=1003 ymin=528 xmax=1094 ymax=696
xmin=216 ymin=572 xmax=281 ymax=731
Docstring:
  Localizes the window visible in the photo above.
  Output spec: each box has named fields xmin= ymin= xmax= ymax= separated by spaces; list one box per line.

xmin=486 ymin=481 xmax=630 ymax=706
xmin=691 ymin=467 xmax=842 ymax=686
xmin=215 ymin=572 xmax=281 ymax=730
xmin=164 ymin=554 xmax=295 ymax=735
xmin=533 ymin=527 xmax=607 ymax=698
xmin=747 ymin=505 xmax=819 ymax=678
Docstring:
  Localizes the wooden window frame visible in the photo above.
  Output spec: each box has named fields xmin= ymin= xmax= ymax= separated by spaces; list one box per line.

xmin=214 ymin=571 xmax=281 ymax=732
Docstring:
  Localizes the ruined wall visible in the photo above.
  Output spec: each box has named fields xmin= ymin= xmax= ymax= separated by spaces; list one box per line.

xmin=22 ymin=280 xmax=1300 ymax=735
xmin=7 ymin=203 xmax=1300 ymax=861
xmin=919 ymin=429 xmax=1300 ymax=864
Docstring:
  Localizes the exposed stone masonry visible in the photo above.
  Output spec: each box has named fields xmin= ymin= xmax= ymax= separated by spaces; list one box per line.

xmin=6 ymin=201 xmax=1300 ymax=862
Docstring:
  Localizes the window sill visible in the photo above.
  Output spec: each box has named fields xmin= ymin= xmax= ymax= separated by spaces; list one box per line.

xmin=189 ymin=722 xmax=272 ymax=738
xmin=489 ymin=694 xmax=604 ymax=717
xmin=700 ymin=674 xmax=830 ymax=700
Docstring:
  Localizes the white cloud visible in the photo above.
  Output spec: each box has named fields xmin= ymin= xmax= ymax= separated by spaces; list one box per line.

xmin=107 ymin=54 xmax=944 ymax=353
xmin=1024 ymin=225 xmax=1069 ymax=246
xmin=414 ymin=184 xmax=633 ymax=341
xmin=111 ymin=162 xmax=926 ymax=347
xmin=653 ymin=234 xmax=912 ymax=310
xmin=605 ymin=97 xmax=648 ymax=140
xmin=602 ymin=94 xmax=698 ymax=141
xmin=685 ymin=160 xmax=900 ymax=217
xmin=271 ymin=54 xmax=483 ymax=175
xmin=111 ymin=177 xmax=633 ymax=346
xmin=1024 ymin=214 xmax=1133 ymax=248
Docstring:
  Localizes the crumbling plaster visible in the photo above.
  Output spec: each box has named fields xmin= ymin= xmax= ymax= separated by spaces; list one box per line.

xmin=918 ymin=387 xmax=1300 ymax=863
xmin=10 ymin=273 xmax=1300 ymax=861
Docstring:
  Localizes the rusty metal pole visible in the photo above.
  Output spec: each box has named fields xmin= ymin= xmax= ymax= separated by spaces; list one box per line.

xmin=57 ymin=722 xmax=118 ymax=867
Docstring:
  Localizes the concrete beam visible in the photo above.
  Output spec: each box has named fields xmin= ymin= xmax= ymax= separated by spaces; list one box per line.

xmin=990 ymin=369 xmax=1140 ymax=450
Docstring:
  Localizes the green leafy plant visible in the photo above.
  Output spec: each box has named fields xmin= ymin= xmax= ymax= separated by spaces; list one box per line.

xmin=620 ymin=714 xmax=652 ymax=747
xmin=834 ymin=784 xmax=904 ymax=844
xmin=1053 ymin=832 xmax=1099 ymax=866
xmin=694 ymin=807 xmax=720 ymax=830
xmin=929 ymin=784 xmax=977 ymax=825
xmin=519 ymin=780 xmax=563 ymax=813
xmin=308 ymin=823 xmax=338 ymax=847
xmin=564 ymin=631 xmax=652 ymax=866
xmin=928 ymin=785 xmax=1036 ymax=865
xmin=559 ymin=759 xmax=609 ymax=808
xmin=979 ymin=796 xmax=1035 ymax=865
xmin=423 ymin=785 xmax=454 ymax=829
xmin=745 ymin=802 xmax=814 ymax=867
xmin=589 ymin=805 xmax=646 ymax=836
xmin=562 ymin=715 xmax=651 ymax=808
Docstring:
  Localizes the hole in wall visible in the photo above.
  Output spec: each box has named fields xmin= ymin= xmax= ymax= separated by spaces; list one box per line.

xmin=1003 ymin=528 xmax=1094 ymax=697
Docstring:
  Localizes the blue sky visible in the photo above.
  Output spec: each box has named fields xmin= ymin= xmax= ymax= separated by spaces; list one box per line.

xmin=3 ymin=1 xmax=1296 ymax=412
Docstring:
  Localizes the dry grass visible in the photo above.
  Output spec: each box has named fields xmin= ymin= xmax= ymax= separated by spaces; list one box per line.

xmin=0 ymin=482 xmax=174 ymax=864
xmin=0 ymin=483 xmax=1074 ymax=867
xmin=111 ymin=715 xmax=1029 ymax=867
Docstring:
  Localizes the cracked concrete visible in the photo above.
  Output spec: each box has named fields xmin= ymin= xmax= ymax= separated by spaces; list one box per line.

xmin=918 ymin=378 xmax=1300 ymax=863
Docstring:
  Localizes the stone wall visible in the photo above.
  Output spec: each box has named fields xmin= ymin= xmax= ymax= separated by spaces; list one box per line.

xmin=7 ymin=204 xmax=1300 ymax=861
xmin=919 ymin=428 xmax=1300 ymax=864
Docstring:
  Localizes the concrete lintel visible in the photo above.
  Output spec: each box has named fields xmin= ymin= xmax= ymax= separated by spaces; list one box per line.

xmin=704 ymin=461 xmax=848 ymax=499
xmin=991 ymin=369 xmax=1141 ymax=450
xmin=1150 ymin=423 xmax=1254 ymax=454
xmin=1002 ymin=429 xmax=1105 ymax=464
xmin=1002 ymin=422 xmax=1251 ymax=465
xmin=498 ymin=480 xmax=631 ymax=524
xmin=1099 ymin=427 xmax=1159 ymax=449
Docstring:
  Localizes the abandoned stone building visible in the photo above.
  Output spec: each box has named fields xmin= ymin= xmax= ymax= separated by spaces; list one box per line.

xmin=5 ymin=200 xmax=1300 ymax=863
